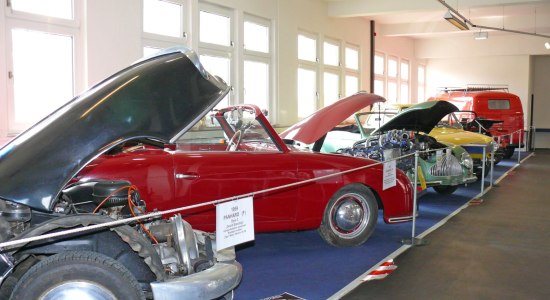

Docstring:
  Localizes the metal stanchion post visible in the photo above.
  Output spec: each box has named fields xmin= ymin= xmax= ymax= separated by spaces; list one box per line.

xmin=531 ymin=126 xmax=537 ymax=153
xmin=489 ymin=144 xmax=496 ymax=187
xmin=402 ymin=151 xmax=426 ymax=246
xmin=518 ymin=129 xmax=523 ymax=163
xmin=480 ymin=146 xmax=486 ymax=195
xmin=510 ymin=132 xmax=514 ymax=159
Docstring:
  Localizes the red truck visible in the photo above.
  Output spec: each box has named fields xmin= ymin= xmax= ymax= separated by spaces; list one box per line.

xmin=429 ymin=85 xmax=524 ymax=158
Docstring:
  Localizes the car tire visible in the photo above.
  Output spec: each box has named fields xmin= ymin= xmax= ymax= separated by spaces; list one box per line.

xmin=504 ymin=147 xmax=515 ymax=159
xmin=10 ymin=251 xmax=145 ymax=300
xmin=318 ymin=184 xmax=378 ymax=247
xmin=432 ymin=185 xmax=458 ymax=195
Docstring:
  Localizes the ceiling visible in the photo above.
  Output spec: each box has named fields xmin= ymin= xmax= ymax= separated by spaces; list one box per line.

xmin=325 ymin=0 xmax=550 ymax=39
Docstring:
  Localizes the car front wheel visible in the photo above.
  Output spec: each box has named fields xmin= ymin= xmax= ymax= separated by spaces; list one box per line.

xmin=10 ymin=251 xmax=145 ymax=300
xmin=318 ymin=184 xmax=378 ymax=247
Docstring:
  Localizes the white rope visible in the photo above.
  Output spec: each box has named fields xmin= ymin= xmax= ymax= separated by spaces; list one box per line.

xmin=1 ymin=152 xmax=422 ymax=249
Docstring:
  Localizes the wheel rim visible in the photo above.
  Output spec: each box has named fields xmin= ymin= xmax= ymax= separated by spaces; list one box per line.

xmin=329 ymin=193 xmax=369 ymax=239
xmin=41 ymin=281 xmax=116 ymax=300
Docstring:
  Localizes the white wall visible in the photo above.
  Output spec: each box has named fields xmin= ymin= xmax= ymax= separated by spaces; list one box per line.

xmin=532 ymin=55 xmax=550 ymax=148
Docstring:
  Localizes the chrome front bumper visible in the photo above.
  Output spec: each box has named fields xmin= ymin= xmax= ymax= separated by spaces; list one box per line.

xmin=151 ymin=259 xmax=242 ymax=300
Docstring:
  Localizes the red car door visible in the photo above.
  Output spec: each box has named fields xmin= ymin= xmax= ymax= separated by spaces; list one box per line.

xmin=172 ymin=151 xmax=299 ymax=232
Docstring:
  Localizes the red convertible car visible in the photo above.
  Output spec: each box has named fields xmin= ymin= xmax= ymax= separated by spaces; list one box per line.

xmin=75 ymin=92 xmax=415 ymax=247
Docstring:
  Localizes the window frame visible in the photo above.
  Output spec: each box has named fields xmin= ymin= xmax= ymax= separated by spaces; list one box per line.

xmin=198 ymin=2 xmax=235 ymax=106
xmin=5 ymin=2 xmax=83 ymax=134
xmin=242 ymin=13 xmax=273 ymax=115
xmin=344 ymin=43 xmax=360 ymax=97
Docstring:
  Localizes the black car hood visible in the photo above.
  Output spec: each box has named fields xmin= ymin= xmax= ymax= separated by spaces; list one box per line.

xmin=0 ymin=47 xmax=229 ymax=212
xmin=373 ymin=101 xmax=459 ymax=134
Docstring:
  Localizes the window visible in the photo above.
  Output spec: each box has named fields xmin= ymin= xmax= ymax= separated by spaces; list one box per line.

xmin=344 ymin=44 xmax=360 ymax=96
xmin=374 ymin=53 xmax=385 ymax=76
xmin=386 ymin=56 xmax=398 ymax=103
xmin=244 ymin=20 xmax=269 ymax=53
xmin=297 ymin=32 xmax=318 ymax=116
xmin=400 ymin=59 xmax=409 ymax=103
xmin=345 ymin=75 xmax=359 ymax=97
xmin=323 ymin=41 xmax=339 ymax=67
xmin=376 ymin=52 xmax=412 ymax=103
xmin=298 ymin=34 xmax=317 ymax=62
xmin=297 ymin=68 xmax=317 ymax=118
xmin=488 ymin=100 xmax=511 ymax=110
xmin=244 ymin=60 xmax=269 ymax=110
xmin=345 ymin=47 xmax=359 ymax=70
xmin=6 ymin=0 xmax=81 ymax=133
xmin=10 ymin=0 xmax=73 ymax=19
xmin=243 ymin=15 xmax=272 ymax=113
xmin=11 ymin=29 xmax=74 ymax=127
xmin=200 ymin=11 xmax=231 ymax=46
xmin=200 ymin=54 xmax=231 ymax=108
xmin=324 ymin=72 xmax=340 ymax=106
xmin=199 ymin=3 xmax=234 ymax=108
xmin=374 ymin=52 xmax=385 ymax=97
xmin=143 ymin=0 xmax=183 ymax=37
xmin=322 ymin=38 xmax=341 ymax=106
xmin=142 ymin=0 xmax=187 ymax=57
xmin=418 ymin=65 xmax=426 ymax=102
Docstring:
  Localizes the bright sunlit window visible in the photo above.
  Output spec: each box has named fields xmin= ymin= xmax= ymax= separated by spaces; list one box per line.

xmin=11 ymin=29 xmax=74 ymax=127
xmin=323 ymin=41 xmax=339 ymax=66
xmin=418 ymin=65 xmax=426 ymax=102
xmin=298 ymin=68 xmax=317 ymax=118
xmin=244 ymin=60 xmax=269 ymax=110
xmin=324 ymin=72 xmax=340 ymax=106
xmin=298 ymin=34 xmax=317 ymax=62
xmin=143 ymin=0 xmax=183 ymax=37
xmin=200 ymin=54 xmax=231 ymax=108
xmin=200 ymin=10 xmax=231 ymax=46
xmin=388 ymin=56 xmax=398 ymax=78
xmin=345 ymin=47 xmax=359 ymax=70
xmin=10 ymin=0 xmax=73 ymax=19
xmin=244 ymin=21 xmax=269 ymax=53
xmin=345 ymin=75 xmax=359 ymax=97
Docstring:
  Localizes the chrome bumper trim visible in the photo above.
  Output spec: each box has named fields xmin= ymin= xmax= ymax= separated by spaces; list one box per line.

xmin=151 ymin=260 xmax=242 ymax=300
xmin=388 ymin=216 xmax=413 ymax=223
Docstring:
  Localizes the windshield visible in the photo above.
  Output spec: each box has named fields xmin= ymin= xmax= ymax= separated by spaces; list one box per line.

xmin=435 ymin=112 xmax=464 ymax=129
xmin=177 ymin=106 xmax=279 ymax=152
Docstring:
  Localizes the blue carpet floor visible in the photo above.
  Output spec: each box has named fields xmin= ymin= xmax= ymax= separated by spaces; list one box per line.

xmin=234 ymin=153 xmax=526 ymax=299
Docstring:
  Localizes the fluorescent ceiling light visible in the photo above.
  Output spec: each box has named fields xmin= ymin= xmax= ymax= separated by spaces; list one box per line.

xmin=474 ymin=31 xmax=488 ymax=40
xmin=444 ymin=10 xmax=469 ymax=31
xmin=545 ymin=42 xmax=550 ymax=50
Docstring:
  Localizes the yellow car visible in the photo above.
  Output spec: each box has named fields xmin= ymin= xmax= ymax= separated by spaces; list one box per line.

xmin=364 ymin=101 xmax=499 ymax=177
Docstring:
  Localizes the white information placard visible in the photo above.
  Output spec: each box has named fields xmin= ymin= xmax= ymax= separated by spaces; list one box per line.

xmin=216 ymin=197 xmax=255 ymax=250
xmin=383 ymin=160 xmax=396 ymax=190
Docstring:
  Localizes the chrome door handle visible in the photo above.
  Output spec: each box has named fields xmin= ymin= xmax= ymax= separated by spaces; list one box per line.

xmin=176 ymin=173 xmax=199 ymax=179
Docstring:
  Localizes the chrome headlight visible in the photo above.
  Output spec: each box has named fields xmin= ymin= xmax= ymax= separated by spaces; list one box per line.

xmin=490 ymin=141 xmax=499 ymax=153
xmin=461 ymin=152 xmax=473 ymax=169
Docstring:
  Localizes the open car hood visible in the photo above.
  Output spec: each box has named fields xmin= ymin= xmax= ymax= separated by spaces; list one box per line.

xmin=0 ymin=47 xmax=229 ymax=212
xmin=280 ymin=92 xmax=385 ymax=144
xmin=373 ymin=101 xmax=458 ymax=134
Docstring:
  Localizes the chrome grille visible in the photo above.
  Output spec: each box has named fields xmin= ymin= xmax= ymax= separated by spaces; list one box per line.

xmin=430 ymin=154 xmax=463 ymax=177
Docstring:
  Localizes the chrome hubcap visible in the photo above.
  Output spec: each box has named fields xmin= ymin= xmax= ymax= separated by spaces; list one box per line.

xmin=331 ymin=193 xmax=369 ymax=238
xmin=41 ymin=281 xmax=116 ymax=300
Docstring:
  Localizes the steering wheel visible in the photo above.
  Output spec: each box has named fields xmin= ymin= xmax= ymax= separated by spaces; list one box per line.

xmin=226 ymin=130 xmax=242 ymax=151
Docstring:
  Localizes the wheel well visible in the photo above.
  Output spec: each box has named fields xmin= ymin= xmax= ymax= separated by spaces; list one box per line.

xmin=9 ymin=215 xmax=165 ymax=292
xmin=347 ymin=183 xmax=383 ymax=210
